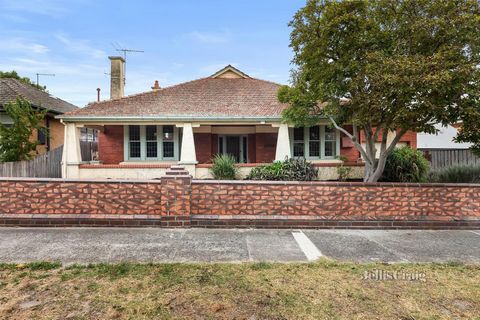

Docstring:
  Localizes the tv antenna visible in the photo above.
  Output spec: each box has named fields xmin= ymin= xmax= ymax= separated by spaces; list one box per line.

xmin=115 ymin=47 xmax=144 ymax=85
xmin=36 ymin=73 xmax=55 ymax=86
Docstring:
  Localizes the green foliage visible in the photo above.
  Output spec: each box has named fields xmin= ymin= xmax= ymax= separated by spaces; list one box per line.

xmin=281 ymin=0 xmax=480 ymax=181
xmin=0 ymin=98 xmax=47 ymax=162
xmin=247 ymin=158 xmax=318 ymax=181
xmin=336 ymin=156 xmax=352 ymax=182
xmin=210 ymin=154 xmax=239 ymax=180
xmin=428 ymin=165 xmax=480 ymax=183
xmin=381 ymin=147 xmax=430 ymax=183
xmin=455 ymin=120 xmax=480 ymax=157
xmin=0 ymin=70 xmax=46 ymax=91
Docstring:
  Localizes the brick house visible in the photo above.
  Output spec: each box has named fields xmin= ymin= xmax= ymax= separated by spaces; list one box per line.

xmin=0 ymin=78 xmax=77 ymax=154
xmin=59 ymin=58 xmax=416 ymax=180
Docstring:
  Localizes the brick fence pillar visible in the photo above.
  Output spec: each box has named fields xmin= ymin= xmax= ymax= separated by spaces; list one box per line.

xmin=160 ymin=166 xmax=192 ymax=227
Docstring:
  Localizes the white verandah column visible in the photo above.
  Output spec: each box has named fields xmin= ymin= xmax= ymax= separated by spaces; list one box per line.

xmin=178 ymin=123 xmax=198 ymax=164
xmin=61 ymin=121 xmax=82 ymax=178
xmin=177 ymin=123 xmax=198 ymax=177
xmin=274 ymin=123 xmax=292 ymax=161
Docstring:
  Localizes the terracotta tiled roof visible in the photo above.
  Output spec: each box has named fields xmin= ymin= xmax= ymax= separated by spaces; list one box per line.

xmin=63 ymin=67 xmax=288 ymax=119
xmin=0 ymin=78 xmax=77 ymax=114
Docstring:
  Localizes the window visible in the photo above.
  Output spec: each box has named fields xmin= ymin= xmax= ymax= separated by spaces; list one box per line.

xmin=80 ymin=128 xmax=98 ymax=142
xmin=162 ymin=126 xmax=174 ymax=158
xmin=129 ymin=125 xmax=141 ymax=158
xmin=324 ymin=126 xmax=336 ymax=158
xmin=309 ymin=126 xmax=320 ymax=157
xmin=291 ymin=125 xmax=339 ymax=159
xmin=146 ymin=125 xmax=157 ymax=158
xmin=38 ymin=128 xmax=47 ymax=145
xmin=293 ymin=127 xmax=304 ymax=157
xmin=125 ymin=125 xmax=178 ymax=161
xmin=218 ymin=136 xmax=224 ymax=154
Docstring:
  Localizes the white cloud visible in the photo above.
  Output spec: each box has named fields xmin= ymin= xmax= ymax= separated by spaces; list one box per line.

xmin=55 ymin=33 xmax=106 ymax=59
xmin=187 ymin=30 xmax=231 ymax=44
xmin=1 ymin=38 xmax=49 ymax=54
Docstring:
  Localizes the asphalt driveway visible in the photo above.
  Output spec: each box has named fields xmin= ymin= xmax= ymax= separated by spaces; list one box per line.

xmin=0 ymin=228 xmax=478 ymax=264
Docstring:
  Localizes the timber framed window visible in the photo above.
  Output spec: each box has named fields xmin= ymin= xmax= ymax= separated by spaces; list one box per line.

xmin=293 ymin=127 xmax=305 ymax=157
xmin=290 ymin=125 xmax=340 ymax=159
xmin=124 ymin=125 xmax=179 ymax=161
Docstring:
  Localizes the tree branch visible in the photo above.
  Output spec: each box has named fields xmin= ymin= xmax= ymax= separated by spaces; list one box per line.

xmin=328 ymin=116 xmax=370 ymax=162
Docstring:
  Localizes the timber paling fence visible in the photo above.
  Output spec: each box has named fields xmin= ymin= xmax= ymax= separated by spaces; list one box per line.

xmin=0 ymin=146 xmax=63 ymax=178
xmin=421 ymin=148 xmax=480 ymax=169
xmin=80 ymin=141 xmax=98 ymax=162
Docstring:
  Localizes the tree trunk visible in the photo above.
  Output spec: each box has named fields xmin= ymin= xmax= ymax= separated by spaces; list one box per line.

xmin=327 ymin=117 xmax=407 ymax=183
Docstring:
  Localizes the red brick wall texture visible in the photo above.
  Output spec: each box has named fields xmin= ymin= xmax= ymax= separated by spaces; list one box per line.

xmin=98 ymin=125 xmax=124 ymax=164
xmin=1 ymin=178 xmax=478 ymax=227
xmin=0 ymin=179 xmax=163 ymax=215
xmin=191 ymin=182 xmax=480 ymax=220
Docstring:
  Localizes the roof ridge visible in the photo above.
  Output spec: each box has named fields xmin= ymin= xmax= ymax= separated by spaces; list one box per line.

xmin=1 ymin=78 xmax=22 ymax=98
xmin=0 ymin=77 xmax=77 ymax=112
xmin=248 ymin=77 xmax=284 ymax=87
xmin=86 ymin=75 xmax=217 ymax=106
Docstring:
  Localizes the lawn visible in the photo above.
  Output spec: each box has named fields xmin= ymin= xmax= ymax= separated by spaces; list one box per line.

xmin=0 ymin=260 xmax=479 ymax=319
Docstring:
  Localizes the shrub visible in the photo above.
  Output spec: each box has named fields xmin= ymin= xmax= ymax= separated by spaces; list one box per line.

xmin=428 ymin=165 xmax=480 ymax=183
xmin=336 ymin=155 xmax=352 ymax=181
xmin=247 ymin=158 xmax=318 ymax=181
xmin=210 ymin=154 xmax=238 ymax=180
xmin=381 ymin=147 xmax=430 ymax=182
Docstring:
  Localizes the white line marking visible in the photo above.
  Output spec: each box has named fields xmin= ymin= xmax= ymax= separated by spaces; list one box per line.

xmin=292 ymin=231 xmax=322 ymax=261
xmin=470 ymin=230 xmax=480 ymax=236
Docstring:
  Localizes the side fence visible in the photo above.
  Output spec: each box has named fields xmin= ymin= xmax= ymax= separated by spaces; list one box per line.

xmin=80 ymin=141 xmax=98 ymax=162
xmin=0 ymin=146 xmax=63 ymax=178
xmin=421 ymin=148 xmax=480 ymax=169
xmin=0 ymin=166 xmax=479 ymax=229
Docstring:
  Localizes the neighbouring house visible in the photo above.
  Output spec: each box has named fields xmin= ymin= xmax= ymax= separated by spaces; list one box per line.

xmin=0 ymin=78 xmax=77 ymax=154
xmin=59 ymin=57 xmax=417 ymax=180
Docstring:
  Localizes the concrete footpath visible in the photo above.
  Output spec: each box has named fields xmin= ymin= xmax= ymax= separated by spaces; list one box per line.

xmin=0 ymin=228 xmax=479 ymax=264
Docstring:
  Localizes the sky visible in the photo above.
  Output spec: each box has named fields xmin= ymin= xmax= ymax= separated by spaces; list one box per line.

xmin=0 ymin=0 xmax=305 ymax=107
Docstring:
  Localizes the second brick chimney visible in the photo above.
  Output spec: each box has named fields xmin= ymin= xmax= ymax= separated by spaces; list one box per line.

xmin=109 ymin=56 xmax=125 ymax=99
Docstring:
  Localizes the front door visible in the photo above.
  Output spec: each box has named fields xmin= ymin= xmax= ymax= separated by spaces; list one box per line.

xmin=218 ymin=135 xmax=248 ymax=163
xmin=226 ymin=136 xmax=241 ymax=162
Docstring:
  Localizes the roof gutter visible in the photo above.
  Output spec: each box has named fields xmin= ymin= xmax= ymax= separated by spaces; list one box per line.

xmin=55 ymin=115 xmax=286 ymax=122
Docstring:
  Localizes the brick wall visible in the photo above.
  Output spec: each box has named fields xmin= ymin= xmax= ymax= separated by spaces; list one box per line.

xmin=0 ymin=173 xmax=190 ymax=227
xmin=0 ymin=178 xmax=163 ymax=215
xmin=190 ymin=181 xmax=480 ymax=228
xmin=255 ymin=133 xmax=276 ymax=163
xmin=359 ymin=128 xmax=418 ymax=149
xmin=1 ymin=175 xmax=479 ymax=229
xmin=98 ymin=125 xmax=124 ymax=164
xmin=340 ymin=125 xmax=360 ymax=162
xmin=194 ymin=133 xmax=212 ymax=164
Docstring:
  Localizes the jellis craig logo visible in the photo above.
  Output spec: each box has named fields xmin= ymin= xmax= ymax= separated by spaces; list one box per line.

xmin=362 ymin=269 xmax=426 ymax=282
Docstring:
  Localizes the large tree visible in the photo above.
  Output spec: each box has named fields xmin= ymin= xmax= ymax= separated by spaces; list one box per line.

xmin=279 ymin=0 xmax=480 ymax=182
xmin=0 ymin=98 xmax=47 ymax=162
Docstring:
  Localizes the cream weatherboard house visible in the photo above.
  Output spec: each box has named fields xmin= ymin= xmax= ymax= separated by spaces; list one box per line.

xmin=59 ymin=58 xmax=416 ymax=180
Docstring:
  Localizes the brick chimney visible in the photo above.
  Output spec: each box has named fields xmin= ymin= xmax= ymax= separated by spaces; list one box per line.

xmin=109 ymin=56 xmax=125 ymax=99
xmin=151 ymin=80 xmax=161 ymax=90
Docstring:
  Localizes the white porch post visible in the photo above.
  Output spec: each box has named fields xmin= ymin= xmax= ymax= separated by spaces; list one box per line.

xmin=61 ymin=122 xmax=82 ymax=178
xmin=274 ymin=123 xmax=291 ymax=161
xmin=179 ymin=123 xmax=197 ymax=164
xmin=177 ymin=123 xmax=198 ymax=178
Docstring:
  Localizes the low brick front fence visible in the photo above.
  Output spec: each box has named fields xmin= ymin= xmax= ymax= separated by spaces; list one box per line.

xmin=0 ymin=171 xmax=479 ymax=229
xmin=0 ymin=168 xmax=192 ymax=227
xmin=190 ymin=181 xmax=480 ymax=228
